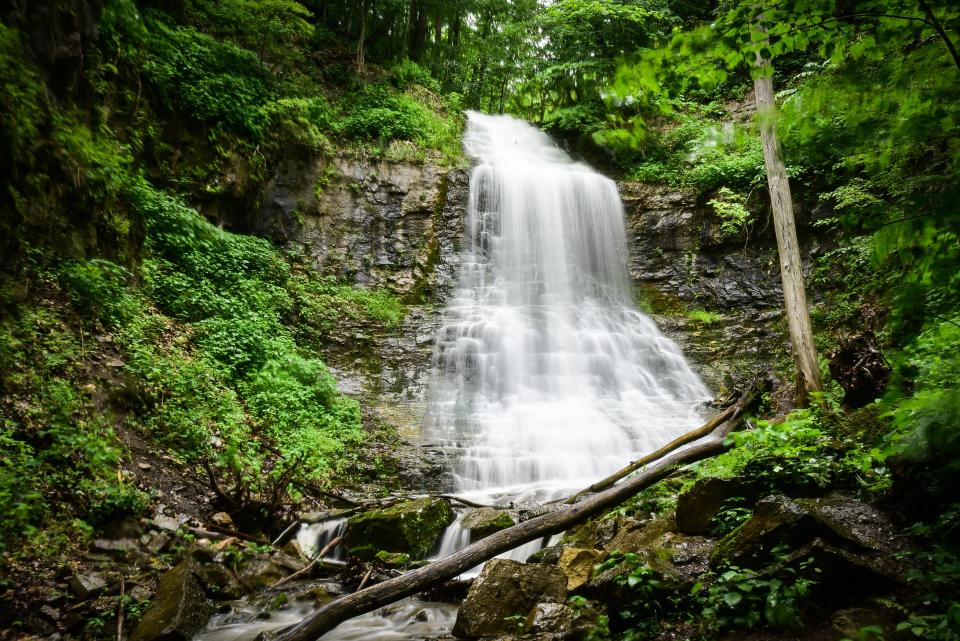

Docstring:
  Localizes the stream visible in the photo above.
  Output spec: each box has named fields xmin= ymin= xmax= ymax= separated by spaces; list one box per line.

xmin=195 ymin=111 xmax=710 ymax=640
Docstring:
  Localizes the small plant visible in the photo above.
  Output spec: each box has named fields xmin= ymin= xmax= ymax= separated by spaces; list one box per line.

xmin=696 ymin=555 xmax=818 ymax=634
xmin=708 ymin=187 xmax=753 ymax=237
xmin=687 ymin=309 xmax=723 ymax=325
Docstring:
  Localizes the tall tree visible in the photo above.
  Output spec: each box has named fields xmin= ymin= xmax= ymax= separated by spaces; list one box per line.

xmin=752 ymin=17 xmax=823 ymax=404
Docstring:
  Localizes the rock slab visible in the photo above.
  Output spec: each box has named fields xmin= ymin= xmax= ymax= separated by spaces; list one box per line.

xmin=129 ymin=558 xmax=213 ymax=641
xmin=345 ymin=496 xmax=454 ymax=560
xmin=453 ymin=559 xmax=567 ymax=638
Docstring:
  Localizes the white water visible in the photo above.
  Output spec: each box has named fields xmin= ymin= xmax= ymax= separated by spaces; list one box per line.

xmin=194 ymin=112 xmax=710 ymax=640
xmin=430 ymin=111 xmax=710 ymax=503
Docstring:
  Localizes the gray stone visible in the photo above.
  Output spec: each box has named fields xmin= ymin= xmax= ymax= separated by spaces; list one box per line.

xmin=526 ymin=602 xmax=579 ymax=636
xmin=460 ymin=508 xmax=516 ymax=541
xmin=68 ymin=572 xmax=107 ymax=598
xmin=675 ymin=477 xmax=747 ymax=535
xmin=453 ymin=559 xmax=567 ymax=638
xmin=130 ymin=558 xmax=213 ymax=641
xmin=93 ymin=538 xmax=139 ymax=554
xmin=345 ymin=496 xmax=454 ymax=560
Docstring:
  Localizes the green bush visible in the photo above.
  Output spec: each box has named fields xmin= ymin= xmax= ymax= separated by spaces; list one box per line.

xmin=391 ymin=60 xmax=441 ymax=93
xmin=140 ymin=13 xmax=271 ymax=137
xmin=342 ymin=89 xmax=432 ymax=142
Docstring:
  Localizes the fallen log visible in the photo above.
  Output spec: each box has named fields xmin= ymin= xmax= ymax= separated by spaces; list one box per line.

xmin=272 ymin=377 xmax=765 ymax=641
xmin=561 ymin=383 xmax=757 ymax=504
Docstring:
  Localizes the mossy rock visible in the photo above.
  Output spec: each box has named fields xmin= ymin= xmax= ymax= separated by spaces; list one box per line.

xmin=374 ymin=550 xmax=411 ymax=567
xmin=461 ymin=507 xmax=516 ymax=541
xmin=345 ymin=496 xmax=454 ymax=560
xmin=130 ymin=558 xmax=213 ymax=641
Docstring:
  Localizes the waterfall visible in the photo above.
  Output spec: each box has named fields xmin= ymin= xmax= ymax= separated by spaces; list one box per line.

xmin=195 ymin=112 xmax=712 ymax=641
xmin=428 ymin=111 xmax=711 ymax=505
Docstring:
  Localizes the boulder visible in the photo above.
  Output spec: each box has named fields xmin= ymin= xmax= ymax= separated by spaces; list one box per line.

xmin=526 ymin=544 xmax=564 ymax=565
xmin=237 ymin=557 xmax=292 ymax=589
xmin=796 ymin=493 xmax=905 ymax=553
xmin=710 ymin=495 xmax=814 ymax=566
xmin=345 ymin=497 xmax=454 ymax=560
xmin=461 ymin=508 xmax=516 ymax=541
xmin=675 ymin=477 xmax=746 ymax=535
xmin=130 ymin=558 xmax=213 ymax=641
xmin=556 ymin=548 xmax=601 ymax=592
xmin=210 ymin=512 xmax=234 ymax=528
xmin=526 ymin=602 xmax=579 ymax=636
xmin=195 ymin=563 xmax=246 ymax=600
xmin=711 ymin=494 xmax=906 ymax=567
xmin=68 ymin=572 xmax=108 ymax=599
xmin=452 ymin=559 xmax=567 ymax=638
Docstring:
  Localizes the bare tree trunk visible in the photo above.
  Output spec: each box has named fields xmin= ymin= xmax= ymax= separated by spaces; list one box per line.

xmin=753 ymin=20 xmax=823 ymax=406
xmin=356 ymin=0 xmax=367 ymax=74
xmin=272 ymin=379 xmax=765 ymax=641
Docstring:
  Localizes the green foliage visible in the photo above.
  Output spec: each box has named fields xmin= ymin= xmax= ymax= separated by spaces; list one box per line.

xmin=139 ymin=12 xmax=272 ymax=137
xmin=0 ymin=302 xmax=148 ymax=550
xmin=708 ymin=188 xmax=753 ymax=237
xmin=690 ymin=408 xmax=890 ymax=497
xmin=61 ymin=259 xmax=140 ymax=328
xmin=696 ymin=555 xmax=818 ymax=633
xmin=0 ymin=23 xmax=46 ymax=165
xmin=391 ymin=60 xmax=441 ymax=93
xmin=687 ymin=309 xmax=723 ymax=325
xmin=243 ymin=354 xmax=362 ymax=481
xmin=885 ymin=319 xmax=960 ymax=491
xmin=593 ymin=551 xmax=669 ymax=637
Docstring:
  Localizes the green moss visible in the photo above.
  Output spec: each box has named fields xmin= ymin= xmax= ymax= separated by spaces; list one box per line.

xmin=346 ymin=497 xmax=454 ymax=560
xmin=687 ymin=309 xmax=724 ymax=325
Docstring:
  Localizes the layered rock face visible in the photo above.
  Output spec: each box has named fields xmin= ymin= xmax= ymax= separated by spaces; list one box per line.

xmin=620 ymin=182 xmax=824 ymax=393
xmin=260 ymin=154 xmax=468 ymax=301
xmin=256 ymin=151 xmax=818 ymax=421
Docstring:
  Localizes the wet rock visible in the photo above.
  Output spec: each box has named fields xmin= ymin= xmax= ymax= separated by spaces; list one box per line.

xmin=130 ymin=558 xmax=213 ymax=641
xmin=68 ymin=572 xmax=107 ymax=598
xmin=345 ymin=496 xmax=454 ymax=560
xmin=195 ymin=563 xmax=247 ymax=600
xmin=796 ymin=493 xmax=904 ymax=553
xmin=526 ymin=602 xmax=579 ymax=636
xmin=237 ymin=557 xmax=292 ymax=590
xmin=258 ymin=155 xmax=467 ymax=301
xmin=675 ymin=477 xmax=748 ymax=535
xmin=783 ymin=538 xmax=906 ymax=597
xmin=556 ymin=548 xmax=601 ymax=592
xmin=711 ymin=495 xmax=813 ymax=566
xmin=527 ymin=544 xmax=564 ymax=565
xmin=712 ymin=494 xmax=905 ymax=568
xmin=587 ymin=524 xmax=715 ymax=600
xmin=461 ymin=508 xmax=516 ymax=541
xmin=210 ymin=512 xmax=234 ymax=528
xmin=93 ymin=538 xmax=139 ymax=555
xmin=832 ymin=607 xmax=890 ymax=640
xmin=453 ymin=559 xmax=567 ymax=638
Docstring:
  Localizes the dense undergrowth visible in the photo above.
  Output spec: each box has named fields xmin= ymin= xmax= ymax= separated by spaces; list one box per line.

xmin=2 ymin=0 xmax=960 ymax=639
xmin=0 ymin=0 xmax=451 ymax=558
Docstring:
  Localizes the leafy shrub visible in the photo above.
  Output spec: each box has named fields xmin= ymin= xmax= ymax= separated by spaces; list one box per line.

xmin=0 ymin=23 xmax=46 ymax=164
xmin=61 ymin=259 xmax=140 ymax=328
xmin=244 ymin=354 xmax=362 ymax=481
xmin=391 ymin=60 xmax=440 ymax=93
xmin=696 ymin=556 xmax=817 ymax=633
xmin=708 ymin=187 xmax=753 ymax=237
xmin=342 ymin=89 xmax=432 ymax=141
xmin=140 ymin=13 xmax=271 ymax=137
xmin=261 ymin=96 xmax=337 ymax=151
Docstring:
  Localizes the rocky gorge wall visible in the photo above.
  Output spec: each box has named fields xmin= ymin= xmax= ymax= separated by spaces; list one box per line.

xmin=257 ymin=152 xmax=813 ymax=427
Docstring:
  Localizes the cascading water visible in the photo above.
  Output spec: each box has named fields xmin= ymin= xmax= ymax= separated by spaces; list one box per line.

xmin=430 ymin=111 xmax=710 ymax=504
xmin=194 ymin=112 xmax=710 ymax=640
